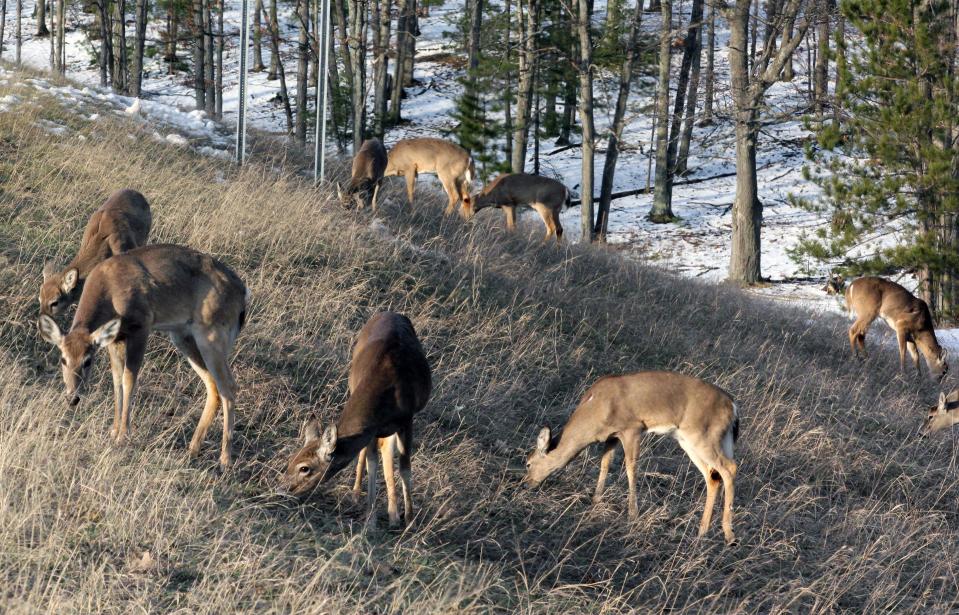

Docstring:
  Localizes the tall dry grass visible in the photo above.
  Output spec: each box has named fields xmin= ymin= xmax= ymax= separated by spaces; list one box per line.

xmin=1 ymin=67 xmax=959 ymax=613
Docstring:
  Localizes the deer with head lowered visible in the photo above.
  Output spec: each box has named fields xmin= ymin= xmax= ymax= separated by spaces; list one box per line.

xmin=523 ymin=371 xmax=740 ymax=544
xmin=38 ymin=244 xmax=249 ymax=468
xmin=920 ymin=390 xmax=959 ymax=436
xmin=337 ymin=138 xmax=388 ymax=211
xmin=463 ymin=173 xmax=570 ymax=242
xmin=384 ymin=137 xmax=475 ymax=216
xmin=843 ymin=276 xmax=948 ymax=381
xmin=280 ymin=311 xmax=432 ymax=529
xmin=40 ymin=189 xmax=152 ymax=318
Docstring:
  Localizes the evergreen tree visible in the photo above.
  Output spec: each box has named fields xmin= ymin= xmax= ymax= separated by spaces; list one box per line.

xmin=793 ymin=0 xmax=959 ymax=319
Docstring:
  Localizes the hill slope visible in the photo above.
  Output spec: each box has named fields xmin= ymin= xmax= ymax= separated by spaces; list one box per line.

xmin=1 ymin=67 xmax=958 ymax=613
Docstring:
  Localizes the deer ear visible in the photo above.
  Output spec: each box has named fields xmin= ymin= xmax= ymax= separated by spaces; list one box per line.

xmin=38 ymin=315 xmax=62 ymax=346
xmin=90 ymin=318 xmax=121 ymax=347
xmin=939 ymin=392 xmax=949 ymax=413
xmin=536 ymin=426 xmax=551 ymax=455
xmin=303 ymin=420 xmax=320 ymax=445
xmin=42 ymin=262 xmax=57 ymax=281
xmin=317 ymin=425 xmax=337 ymax=462
xmin=61 ymin=268 xmax=79 ymax=293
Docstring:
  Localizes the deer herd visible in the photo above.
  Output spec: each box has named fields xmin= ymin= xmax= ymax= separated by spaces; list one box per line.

xmin=30 ymin=138 xmax=959 ymax=543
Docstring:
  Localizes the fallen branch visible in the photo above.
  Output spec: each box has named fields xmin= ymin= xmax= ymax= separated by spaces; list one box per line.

xmin=569 ymin=170 xmax=738 ymax=207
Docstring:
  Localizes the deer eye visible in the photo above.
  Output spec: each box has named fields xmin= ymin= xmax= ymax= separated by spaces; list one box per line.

xmin=82 ymin=356 xmax=93 ymax=368
xmin=50 ymin=300 xmax=59 ymax=308
xmin=60 ymin=357 xmax=66 ymax=366
xmin=298 ymin=465 xmax=311 ymax=475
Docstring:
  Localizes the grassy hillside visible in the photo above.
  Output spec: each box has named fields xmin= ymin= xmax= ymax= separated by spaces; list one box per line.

xmin=1 ymin=67 xmax=958 ymax=613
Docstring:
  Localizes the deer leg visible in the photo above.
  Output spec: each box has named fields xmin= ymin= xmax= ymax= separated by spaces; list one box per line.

xmin=364 ymin=440 xmax=380 ymax=529
xmin=593 ymin=438 xmax=618 ymax=505
xmin=117 ymin=333 xmax=147 ymax=443
xmin=380 ymin=435 xmax=401 ymax=528
xmin=170 ymin=333 xmax=220 ymax=459
xmin=895 ymin=328 xmax=908 ymax=373
xmin=405 ymin=170 xmax=416 ymax=205
xmin=440 ymin=175 xmax=459 ymax=216
xmin=678 ymin=439 xmax=720 ymax=537
xmin=552 ymin=208 xmax=564 ymax=243
xmin=503 ymin=206 xmax=517 ymax=232
xmin=708 ymin=450 xmax=738 ymax=545
xmin=530 ymin=203 xmax=554 ymax=241
xmin=107 ymin=342 xmax=124 ymax=440
xmin=371 ymin=181 xmax=382 ymax=212
xmin=397 ymin=422 xmax=413 ymax=523
xmin=907 ymin=341 xmax=922 ymax=376
xmin=194 ymin=330 xmax=238 ymax=468
xmin=353 ymin=447 xmax=367 ymax=503
xmin=620 ymin=430 xmax=642 ymax=521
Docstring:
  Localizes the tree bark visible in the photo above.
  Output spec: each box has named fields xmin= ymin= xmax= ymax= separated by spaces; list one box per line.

xmin=511 ymin=0 xmax=539 ymax=173
xmin=596 ymin=0 xmax=644 ymax=240
xmin=14 ymin=0 xmax=20 ymax=65
xmin=253 ymin=0 xmax=265 ymax=71
xmin=0 ymin=0 xmax=7 ymax=60
xmin=165 ymin=2 xmax=178 ymax=74
xmin=132 ymin=0 xmax=149 ymax=95
xmin=264 ymin=2 xmax=293 ymax=133
xmin=402 ymin=0 xmax=417 ymax=86
xmin=676 ymin=0 xmax=703 ymax=175
xmin=577 ymin=0 xmax=596 ymax=241
xmin=390 ymin=0 xmax=410 ymax=124
xmin=36 ymin=0 xmax=47 ymax=36
xmin=295 ymin=0 xmax=309 ymax=144
xmin=215 ymin=0 xmax=223 ymax=119
xmin=668 ymin=0 xmax=703 ymax=179
xmin=348 ymin=0 xmax=367 ymax=150
xmin=701 ymin=0 xmax=715 ymax=125
xmin=204 ymin=0 xmax=215 ymax=114
xmin=193 ymin=0 xmax=205 ymax=108
xmin=267 ymin=0 xmax=279 ymax=79
xmin=97 ymin=0 xmax=112 ymax=87
xmin=813 ymin=0 xmax=829 ymax=119
xmin=372 ymin=0 xmax=391 ymax=138
xmin=113 ymin=0 xmax=128 ymax=92
xmin=650 ymin=0 xmax=674 ymax=222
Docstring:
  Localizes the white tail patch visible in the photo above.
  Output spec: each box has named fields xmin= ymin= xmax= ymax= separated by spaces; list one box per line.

xmin=465 ymin=161 xmax=474 ymax=186
xmin=245 ymin=287 xmax=252 ymax=307
xmin=722 ymin=430 xmax=735 ymax=460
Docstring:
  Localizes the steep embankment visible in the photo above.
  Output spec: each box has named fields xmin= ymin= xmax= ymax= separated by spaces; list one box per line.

xmin=1 ymin=67 xmax=957 ymax=613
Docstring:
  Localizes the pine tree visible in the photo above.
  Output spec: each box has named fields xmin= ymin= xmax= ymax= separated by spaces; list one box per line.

xmin=794 ymin=0 xmax=959 ymax=320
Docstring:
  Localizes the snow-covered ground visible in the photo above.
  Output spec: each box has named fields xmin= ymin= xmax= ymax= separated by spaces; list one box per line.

xmin=5 ymin=0 xmax=950 ymax=350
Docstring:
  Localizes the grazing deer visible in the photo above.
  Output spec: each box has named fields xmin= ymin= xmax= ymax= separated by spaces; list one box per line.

xmin=40 ymin=189 xmax=152 ymax=317
xmin=337 ymin=138 xmax=388 ymax=211
xmin=38 ymin=244 xmax=249 ymax=468
xmin=823 ymin=273 xmax=845 ymax=296
xmin=523 ymin=371 xmax=740 ymax=544
xmin=280 ymin=312 xmax=432 ymax=529
xmin=384 ymin=138 xmax=475 ymax=216
xmin=844 ymin=276 xmax=948 ymax=381
xmin=921 ymin=390 xmax=959 ymax=436
xmin=463 ymin=173 xmax=570 ymax=242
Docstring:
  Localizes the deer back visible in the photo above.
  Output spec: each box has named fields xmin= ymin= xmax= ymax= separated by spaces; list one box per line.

xmin=347 ymin=138 xmax=388 ymax=192
xmin=386 ymin=138 xmax=470 ymax=177
xmin=474 ymin=173 xmax=568 ymax=211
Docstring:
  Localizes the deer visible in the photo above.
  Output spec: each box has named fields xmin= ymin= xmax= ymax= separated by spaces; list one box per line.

xmin=40 ymin=188 xmax=152 ymax=318
xmin=823 ymin=272 xmax=845 ymax=296
xmin=38 ymin=244 xmax=249 ymax=468
xmin=523 ymin=371 xmax=740 ymax=544
xmin=920 ymin=390 xmax=959 ymax=436
xmin=279 ymin=311 xmax=432 ymax=529
xmin=462 ymin=173 xmax=571 ymax=242
xmin=843 ymin=276 xmax=948 ymax=381
xmin=384 ymin=137 xmax=475 ymax=216
xmin=337 ymin=138 xmax=388 ymax=211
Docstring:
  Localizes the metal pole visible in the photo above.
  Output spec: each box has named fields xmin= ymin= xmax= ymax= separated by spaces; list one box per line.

xmin=236 ymin=0 xmax=251 ymax=164
xmin=314 ymin=0 xmax=330 ymax=184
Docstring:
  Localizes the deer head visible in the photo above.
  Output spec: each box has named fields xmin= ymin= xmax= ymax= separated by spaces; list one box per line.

xmin=39 ymin=265 xmax=80 ymax=317
xmin=523 ymin=426 xmax=560 ymax=488
xmin=823 ymin=273 xmax=845 ymax=295
xmin=921 ymin=391 xmax=959 ymax=436
xmin=38 ymin=315 xmax=120 ymax=406
xmin=280 ymin=420 xmax=339 ymax=496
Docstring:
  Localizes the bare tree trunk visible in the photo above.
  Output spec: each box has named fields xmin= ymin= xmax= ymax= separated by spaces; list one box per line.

xmin=253 ymin=0 xmax=265 ymax=71
xmin=669 ymin=0 xmax=703 ymax=178
xmin=834 ymin=11 xmax=845 ymax=128
xmin=204 ymin=0 xmax=215 ymax=114
xmin=782 ymin=13 xmax=795 ymax=80
xmin=267 ymin=0 xmax=278 ymax=79
xmin=193 ymin=0 xmax=205 ymax=108
xmin=390 ymin=0 xmax=410 ymax=124
xmin=264 ymin=3 xmax=293 ymax=133
xmin=132 ymin=0 xmax=149 ymax=95
xmin=813 ymin=0 xmax=829 ymax=119
xmin=348 ymin=0 xmax=367 ymax=150
xmin=215 ymin=0 xmax=223 ymax=119
xmin=372 ymin=0 xmax=391 ymax=138
xmin=98 ymin=0 xmax=112 ymax=86
xmin=14 ymin=0 xmax=20 ymax=65
xmin=295 ymin=0 xmax=309 ymax=144
xmin=596 ymin=0 xmax=644 ymax=241
xmin=701 ymin=0 xmax=715 ymax=125
xmin=511 ymin=0 xmax=539 ymax=173
xmin=577 ymin=0 xmax=595 ymax=241
xmin=650 ymin=0 xmax=674 ymax=222
xmin=165 ymin=2 xmax=179 ymax=75
xmin=676 ymin=0 xmax=703 ymax=175
xmin=36 ymin=0 xmax=48 ymax=36
xmin=0 ymin=0 xmax=7 ymax=60
xmin=402 ymin=0 xmax=416 ymax=86
xmin=114 ymin=0 xmax=128 ymax=92
xmin=503 ymin=0 xmax=512 ymax=164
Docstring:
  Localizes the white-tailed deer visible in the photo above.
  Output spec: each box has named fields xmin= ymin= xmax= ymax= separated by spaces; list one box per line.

xmin=921 ymin=390 xmax=959 ymax=435
xmin=384 ymin=138 xmax=475 ymax=216
xmin=523 ymin=371 xmax=740 ymax=544
xmin=38 ymin=244 xmax=249 ymax=468
xmin=280 ymin=312 xmax=432 ymax=529
xmin=337 ymin=138 xmax=388 ymax=211
xmin=823 ymin=273 xmax=845 ymax=296
xmin=463 ymin=173 xmax=571 ymax=242
xmin=844 ymin=276 xmax=948 ymax=381
xmin=40 ymin=189 xmax=152 ymax=317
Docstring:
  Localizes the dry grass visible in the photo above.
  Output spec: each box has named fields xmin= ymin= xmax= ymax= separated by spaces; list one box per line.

xmin=2 ymin=66 xmax=959 ymax=613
